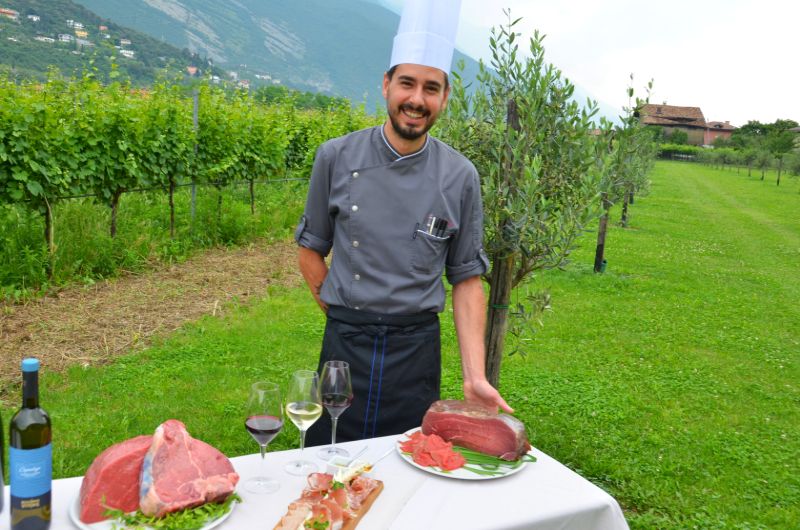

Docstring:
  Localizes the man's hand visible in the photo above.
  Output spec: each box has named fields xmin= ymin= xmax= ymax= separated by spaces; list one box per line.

xmin=464 ymin=378 xmax=514 ymax=414
xmin=452 ymin=276 xmax=514 ymax=414
xmin=298 ymin=247 xmax=329 ymax=313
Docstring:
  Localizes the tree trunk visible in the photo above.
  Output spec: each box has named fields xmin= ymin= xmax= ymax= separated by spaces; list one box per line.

xmin=484 ymin=254 xmax=515 ymax=387
xmin=169 ymin=178 xmax=176 ymax=238
xmin=217 ymin=184 xmax=223 ymax=225
xmin=249 ymin=178 xmax=255 ymax=215
xmin=594 ymin=193 xmax=611 ymax=273
xmin=777 ymin=159 xmax=782 ymax=186
xmin=620 ymin=191 xmax=630 ymax=227
xmin=761 ymin=168 xmax=765 ymax=181
xmin=482 ymin=97 xmax=521 ymax=388
xmin=43 ymin=200 xmax=55 ymax=278
xmin=748 ymin=163 xmax=752 ymax=177
xmin=110 ymin=190 xmax=123 ymax=238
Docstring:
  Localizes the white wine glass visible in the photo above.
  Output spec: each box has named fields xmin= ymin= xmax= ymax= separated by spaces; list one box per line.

xmin=284 ymin=370 xmax=322 ymax=476
xmin=244 ymin=381 xmax=283 ymax=494
xmin=317 ymin=360 xmax=353 ymax=460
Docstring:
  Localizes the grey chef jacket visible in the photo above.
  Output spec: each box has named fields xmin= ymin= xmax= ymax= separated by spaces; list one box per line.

xmin=294 ymin=125 xmax=489 ymax=315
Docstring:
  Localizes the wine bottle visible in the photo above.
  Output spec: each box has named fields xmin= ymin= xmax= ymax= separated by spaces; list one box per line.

xmin=9 ymin=358 xmax=52 ymax=530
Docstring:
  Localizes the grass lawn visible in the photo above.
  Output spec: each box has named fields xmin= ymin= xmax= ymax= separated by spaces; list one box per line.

xmin=2 ymin=160 xmax=798 ymax=529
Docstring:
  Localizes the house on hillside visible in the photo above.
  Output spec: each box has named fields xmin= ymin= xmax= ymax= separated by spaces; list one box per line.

xmin=0 ymin=8 xmax=19 ymax=20
xmin=27 ymin=14 xmax=40 ymax=22
xmin=704 ymin=121 xmax=736 ymax=145
xmin=639 ymin=104 xmax=707 ymax=145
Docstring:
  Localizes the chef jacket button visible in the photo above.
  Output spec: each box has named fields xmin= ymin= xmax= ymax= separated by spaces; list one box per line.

xmin=352 ymin=171 xmax=359 ymax=178
xmin=354 ymin=274 xmax=361 ymax=281
xmin=354 ymin=306 xmax=360 ymax=310
xmin=352 ymin=240 xmax=359 ymax=247
xmin=351 ymin=205 xmax=358 ymax=212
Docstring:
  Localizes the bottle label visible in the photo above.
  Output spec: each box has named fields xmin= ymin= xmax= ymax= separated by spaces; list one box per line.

xmin=9 ymin=444 xmax=52 ymax=498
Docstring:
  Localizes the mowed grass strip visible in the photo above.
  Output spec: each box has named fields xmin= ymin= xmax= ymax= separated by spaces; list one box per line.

xmin=504 ymin=161 xmax=799 ymax=529
xmin=1 ymin=161 xmax=797 ymax=529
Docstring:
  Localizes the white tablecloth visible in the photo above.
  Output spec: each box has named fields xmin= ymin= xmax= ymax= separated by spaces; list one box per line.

xmin=2 ymin=436 xmax=628 ymax=530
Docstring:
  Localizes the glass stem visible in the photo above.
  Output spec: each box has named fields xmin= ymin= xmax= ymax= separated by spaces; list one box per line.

xmin=299 ymin=430 xmax=307 ymax=456
xmin=331 ymin=417 xmax=338 ymax=450
xmin=259 ymin=443 xmax=267 ymax=478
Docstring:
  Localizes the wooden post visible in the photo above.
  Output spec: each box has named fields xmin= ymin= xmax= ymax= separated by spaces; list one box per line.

xmin=169 ymin=178 xmax=176 ymax=238
xmin=191 ymin=89 xmax=199 ymax=225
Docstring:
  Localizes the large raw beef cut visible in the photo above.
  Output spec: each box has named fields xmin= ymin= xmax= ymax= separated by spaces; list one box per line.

xmin=79 ymin=435 xmax=152 ymax=523
xmin=139 ymin=420 xmax=240 ymax=517
xmin=421 ymin=400 xmax=531 ymax=460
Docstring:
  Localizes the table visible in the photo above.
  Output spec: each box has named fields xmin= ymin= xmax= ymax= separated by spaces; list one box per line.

xmin=2 ymin=436 xmax=629 ymax=530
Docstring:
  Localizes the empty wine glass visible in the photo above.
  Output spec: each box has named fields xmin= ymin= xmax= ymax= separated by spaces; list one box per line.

xmin=244 ymin=381 xmax=283 ymax=493
xmin=284 ymin=370 xmax=322 ymax=476
xmin=317 ymin=360 xmax=353 ymax=460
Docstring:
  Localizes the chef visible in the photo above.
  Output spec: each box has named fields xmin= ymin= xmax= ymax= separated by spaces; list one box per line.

xmin=297 ymin=0 xmax=512 ymax=446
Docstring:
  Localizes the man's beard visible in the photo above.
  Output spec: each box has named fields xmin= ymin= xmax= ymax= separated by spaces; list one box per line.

xmin=388 ymin=104 xmax=433 ymax=140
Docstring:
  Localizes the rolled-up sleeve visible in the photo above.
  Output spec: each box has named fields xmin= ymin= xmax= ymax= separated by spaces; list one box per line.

xmin=446 ymin=167 xmax=490 ymax=285
xmin=294 ymin=144 xmax=334 ymax=256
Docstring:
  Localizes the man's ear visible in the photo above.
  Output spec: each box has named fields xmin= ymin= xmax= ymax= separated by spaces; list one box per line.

xmin=382 ymin=72 xmax=391 ymax=100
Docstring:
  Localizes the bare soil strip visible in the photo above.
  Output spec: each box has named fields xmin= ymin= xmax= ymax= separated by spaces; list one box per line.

xmin=0 ymin=240 xmax=302 ymax=392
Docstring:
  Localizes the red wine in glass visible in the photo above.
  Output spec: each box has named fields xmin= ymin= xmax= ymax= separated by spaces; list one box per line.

xmin=245 ymin=415 xmax=283 ymax=445
xmin=321 ymin=393 xmax=353 ymax=418
xmin=318 ymin=360 xmax=353 ymax=460
xmin=244 ymin=381 xmax=283 ymax=494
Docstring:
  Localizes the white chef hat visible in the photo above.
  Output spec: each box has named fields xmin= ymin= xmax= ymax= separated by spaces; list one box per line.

xmin=389 ymin=0 xmax=462 ymax=75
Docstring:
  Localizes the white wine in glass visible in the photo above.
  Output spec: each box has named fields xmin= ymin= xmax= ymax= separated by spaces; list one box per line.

xmin=284 ymin=370 xmax=322 ymax=476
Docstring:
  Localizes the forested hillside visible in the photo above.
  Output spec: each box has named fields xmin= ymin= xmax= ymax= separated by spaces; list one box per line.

xmin=0 ymin=0 xmax=221 ymax=85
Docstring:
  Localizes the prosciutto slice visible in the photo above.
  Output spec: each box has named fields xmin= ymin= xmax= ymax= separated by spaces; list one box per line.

xmin=421 ymin=400 xmax=531 ymax=461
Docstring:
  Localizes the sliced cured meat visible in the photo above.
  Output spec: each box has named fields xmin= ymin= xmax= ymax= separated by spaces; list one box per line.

xmin=78 ymin=435 xmax=152 ymax=523
xmin=307 ymin=472 xmax=334 ymax=492
xmin=273 ymin=501 xmax=312 ymax=530
xmin=422 ymin=400 xmax=531 ymax=460
xmin=139 ymin=420 xmax=239 ymax=517
xmin=273 ymin=472 xmax=382 ymax=530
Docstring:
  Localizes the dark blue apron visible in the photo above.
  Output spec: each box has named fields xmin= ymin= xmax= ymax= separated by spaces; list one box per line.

xmin=306 ymin=306 xmax=441 ymax=446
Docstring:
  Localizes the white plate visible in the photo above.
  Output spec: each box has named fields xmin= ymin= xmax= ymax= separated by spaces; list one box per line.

xmin=396 ymin=427 xmax=532 ymax=481
xmin=69 ymin=494 xmax=237 ymax=530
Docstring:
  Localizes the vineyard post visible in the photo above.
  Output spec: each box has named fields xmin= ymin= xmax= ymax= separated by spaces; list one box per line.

xmin=191 ymin=88 xmax=199 ymax=225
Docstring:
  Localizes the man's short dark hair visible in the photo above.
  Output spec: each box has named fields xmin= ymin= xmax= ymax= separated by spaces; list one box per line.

xmin=386 ymin=65 xmax=449 ymax=92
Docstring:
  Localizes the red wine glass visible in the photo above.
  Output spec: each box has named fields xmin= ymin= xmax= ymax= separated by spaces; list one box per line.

xmin=317 ymin=360 xmax=353 ymax=460
xmin=244 ymin=381 xmax=283 ymax=494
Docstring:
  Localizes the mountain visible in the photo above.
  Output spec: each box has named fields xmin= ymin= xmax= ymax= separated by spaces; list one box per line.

xmin=0 ymin=0 xmax=222 ymax=85
xmin=71 ymin=0 xmax=481 ymax=110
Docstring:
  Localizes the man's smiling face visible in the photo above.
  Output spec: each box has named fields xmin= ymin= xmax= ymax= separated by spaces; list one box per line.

xmin=383 ymin=63 xmax=450 ymax=143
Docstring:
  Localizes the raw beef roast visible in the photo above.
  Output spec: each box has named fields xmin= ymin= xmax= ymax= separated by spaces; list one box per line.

xmin=79 ymin=435 xmax=152 ymax=523
xmin=421 ymin=400 xmax=531 ymax=460
xmin=139 ymin=420 xmax=240 ymax=517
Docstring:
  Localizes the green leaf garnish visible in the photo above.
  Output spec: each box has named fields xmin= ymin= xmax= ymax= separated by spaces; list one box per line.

xmin=104 ymin=493 xmax=241 ymax=530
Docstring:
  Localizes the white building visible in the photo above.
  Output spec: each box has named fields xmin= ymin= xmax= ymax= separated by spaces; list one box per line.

xmin=119 ymin=38 xmax=131 ymax=46
xmin=58 ymin=34 xmax=74 ymax=42
xmin=34 ymin=35 xmax=55 ymax=43
xmin=27 ymin=14 xmax=40 ymax=22
xmin=120 ymin=49 xmax=135 ymax=58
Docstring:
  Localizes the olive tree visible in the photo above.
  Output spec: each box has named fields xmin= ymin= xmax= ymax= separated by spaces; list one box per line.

xmin=439 ymin=15 xmax=602 ymax=386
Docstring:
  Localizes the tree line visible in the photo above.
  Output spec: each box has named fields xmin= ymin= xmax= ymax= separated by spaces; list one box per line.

xmin=0 ymin=75 xmax=377 ymax=273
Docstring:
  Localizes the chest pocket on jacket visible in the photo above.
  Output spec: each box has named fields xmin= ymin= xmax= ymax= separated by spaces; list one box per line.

xmin=411 ymin=230 xmax=450 ymax=274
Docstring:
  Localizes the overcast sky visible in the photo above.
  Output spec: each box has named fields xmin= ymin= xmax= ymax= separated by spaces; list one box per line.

xmin=380 ymin=0 xmax=799 ymax=126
